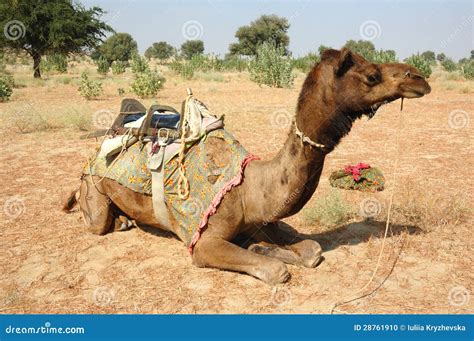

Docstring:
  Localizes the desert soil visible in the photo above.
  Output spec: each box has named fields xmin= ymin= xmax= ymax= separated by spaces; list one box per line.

xmin=0 ymin=69 xmax=473 ymax=314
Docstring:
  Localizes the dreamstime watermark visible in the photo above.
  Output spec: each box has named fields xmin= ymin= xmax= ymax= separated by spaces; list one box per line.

xmin=93 ymin=287 xmax=115 ymax=307
xmin=359 ymin=197 xmax=382 ymax=218
xmin=3 ymin=20 xmax=26 ymax=41
xmin=448 ymin=109 xmax=470 ymax=129
xmin=271 ymin=286 xmax=291 ymax=306
xmin=182 ymin=197 xmax=204 ymax=218
xmin=359 ymin=20 xmax=381 ymax=41
xmin=440 ymin=14 xmax=473 ymax=49
xmin=270 ymin=109 xmax=293 ymax=128
xmin=182 ymin=20 xmax=204 ymax=40
xmin=263 ymin=189 xmax=300 ymax=225
xmin=3 ymin=196 xmax=26 ymax=221
xmin=92 ymin=109 xmax=114 ymax=129
xmin=448 ymin=285 xmax=470 ymax=307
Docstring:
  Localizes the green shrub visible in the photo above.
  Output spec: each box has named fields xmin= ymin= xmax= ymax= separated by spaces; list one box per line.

xmin=461 ymin=60 xmax=474 ymax=80
xmin=131 ymin=53 xmax=149 ymax=74
xmin=191 ymin=54 xmax=223 ymax=72
xmin=169 ymin=59 xmax=194 ymax=79
xmin=130 ymin=69 xmax=165 ymax=98
xmin=441 ymin=58 xmax=457 ymax=72
xmin=405 ymin=54 xmax=432 ymax=78
xmin=96 ymin=56 xmax=110 ymax=75
xmin=0 ymin=75 xmax=13 ymax=102
xmin=249 ymin=43 xmax=294 ymax=88
xmin=292 ymin=53 xmax=319 ymax=73
xmin=111 ymin=60 xmax=127 ymax=75
xmin=117 ymin=87 xmax=125 ymax=96
xmin=41 ymin=54 xmax=68 ymax=73
xmin=302 ymin=190 xmax=354 ymax=228
xmin=222 ymin=55 xmax=248 ymax=72
xmin=371 ymin=49 xmax=398 ymax=63
xmin=78 ymin=72 xmax=103 ymax=100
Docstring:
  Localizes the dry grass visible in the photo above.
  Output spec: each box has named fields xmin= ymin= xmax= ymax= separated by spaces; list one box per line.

xmin=302 ymin=189 xmax=354 ymax=229
xmin=1 ymin=104 xmax=92 ymax=133
xmin=0 ymin=60 xmax=473 ymax=314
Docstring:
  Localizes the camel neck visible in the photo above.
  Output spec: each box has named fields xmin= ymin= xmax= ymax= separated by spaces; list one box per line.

xmin=265 ymin=123 xmax=327 ymax=219
xmin=241 ymin=69 xmax=353 ymax=224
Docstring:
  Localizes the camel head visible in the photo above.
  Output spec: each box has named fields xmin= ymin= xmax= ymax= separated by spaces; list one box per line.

xmin=320 ymin=48 xmax=431 ymax=119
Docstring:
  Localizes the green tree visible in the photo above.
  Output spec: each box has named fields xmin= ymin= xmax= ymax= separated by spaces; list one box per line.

xmin=421 ymin=51 xmax=436 ymax=63
xmin=0 ymin=0 xmax=112 ymax=78
xmin=180 ymin=40 xmax=204 ymax=59
xmin=344 ymin=40 xmax=376 ymax=60
xmin=405 ymin=54 xmax=432 ymax=78
xmin=95 ymin=33 xmax=137 ymax=64
xmin=317 ymin=45 xmax=332 ymax=55
xmin=229 ymin=14 xmax=290 ymax=56
xmin=436 ymin=53 xmax=446 ymax=62
xmin=249 ymin=43 xmax=294 ymax=88
xmin=441 ymin=58 xmax=457 ymax=72
xmin=144 ymin=41 xmax=175 ymax=60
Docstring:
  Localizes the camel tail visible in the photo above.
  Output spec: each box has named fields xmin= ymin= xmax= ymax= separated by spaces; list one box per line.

xmin=62 ymin=189 xmax=79 ymax=212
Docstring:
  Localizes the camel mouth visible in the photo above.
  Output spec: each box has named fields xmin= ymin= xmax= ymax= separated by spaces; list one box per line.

xmin=401 ymin=84 xmax=431 ymax=98
xmin=367 ymin=99 xmax=390 ymax=119
xmin=401 ymin=89 xmax=427 ymax=98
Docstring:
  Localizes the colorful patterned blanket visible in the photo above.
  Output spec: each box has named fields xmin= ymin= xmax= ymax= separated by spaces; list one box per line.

xmin=84 ymin=129 xmax=258 ymax=251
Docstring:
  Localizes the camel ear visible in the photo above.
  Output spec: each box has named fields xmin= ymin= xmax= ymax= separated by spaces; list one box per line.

xmin=336 ymin=48 xmax=354 ymax=77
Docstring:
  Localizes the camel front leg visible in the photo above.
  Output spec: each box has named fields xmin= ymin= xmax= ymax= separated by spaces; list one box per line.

xmin=192 ymin=236 xmax=290 ymax=285
xmin=247 ymin=222 xmax=322 ymax=268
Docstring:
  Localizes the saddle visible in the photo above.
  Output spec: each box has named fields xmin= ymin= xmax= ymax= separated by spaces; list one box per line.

xmin=82 ymin=98 xmax=182 ymax=141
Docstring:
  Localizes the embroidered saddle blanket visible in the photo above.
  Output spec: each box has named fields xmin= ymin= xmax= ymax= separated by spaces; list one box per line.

xmin=83 ymin=129 xmax=258 ymax=251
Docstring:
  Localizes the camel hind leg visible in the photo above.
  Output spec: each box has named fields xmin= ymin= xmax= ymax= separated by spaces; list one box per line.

xmin=78 ymin=176 xmax=114 ymax=235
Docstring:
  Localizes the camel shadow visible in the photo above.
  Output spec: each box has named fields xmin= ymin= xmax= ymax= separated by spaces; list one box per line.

xmin=276 ymin=219 xmax=422 ymax=252
xmin=138 ymin=224 xmax=181 ymax=241
xmin=138 ymin=219 xmax=422 ymax=254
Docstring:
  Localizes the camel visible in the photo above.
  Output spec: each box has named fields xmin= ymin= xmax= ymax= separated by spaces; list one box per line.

xmin=64 ymin=48 xmax=431 ymax=284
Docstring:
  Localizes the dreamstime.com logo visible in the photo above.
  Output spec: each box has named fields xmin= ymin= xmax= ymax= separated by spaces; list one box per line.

xmin=3 ymin=20 xmax=26 ymax=41
xmin=5 ymin=321 xmax=85 ymax=335
xmin=271 ymin=287 xmax=291 ymax=306
xmin=3 ymin=195 xmax=26 ymax=221
xmin=270 ymin=109 xmax=293 ymax=128
xmin=182 ymin=20 xmax=204 ymax=40
xmin=359 ymin=20 xmax=381 ymax=41
xmin=359 ymin=197 xmax=382 ymax=218
xmin=92 ymin=109 xmax=114 ymax=129
xmin=93 ymin=287 xmax=115 ymax=307
xmin=182 ymin=197 xmax=204 ymax=218
xmin=448 ymin=285 xmax=470 ymax=307
xmin=448 ymin=109 xmax=470 ymax=129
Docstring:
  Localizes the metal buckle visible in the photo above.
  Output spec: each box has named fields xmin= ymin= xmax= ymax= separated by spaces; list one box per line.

xmin=157 ymin=128 xmax=170 ymax=146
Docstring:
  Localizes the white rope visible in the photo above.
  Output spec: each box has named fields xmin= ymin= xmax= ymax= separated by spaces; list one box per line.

xmin=329 ymin=108 xmax=406 ymax=314
xmin=294 ymin=122 xmax=326 ymax=149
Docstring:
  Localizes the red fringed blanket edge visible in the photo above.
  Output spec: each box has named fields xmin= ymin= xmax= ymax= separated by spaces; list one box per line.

xmin=188 ymin=154 xmax=260 ymax=254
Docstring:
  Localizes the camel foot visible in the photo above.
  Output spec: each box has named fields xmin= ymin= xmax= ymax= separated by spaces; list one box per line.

xmin=114 ymin=215 xmax=137 ymax=232
xmin=291 ymin=239 xmax=322 ymax=268
xmin=248 ymin=244 xmax=299 ymax=265
xmin=254 ymin=261 xmax=290 ymax=285
xmin=249 ymin=240 xmax=322 ymax=268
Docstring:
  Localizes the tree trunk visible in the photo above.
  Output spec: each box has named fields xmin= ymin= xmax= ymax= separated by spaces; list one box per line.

xmin=33 ymin=54 xmax=42 ymax=78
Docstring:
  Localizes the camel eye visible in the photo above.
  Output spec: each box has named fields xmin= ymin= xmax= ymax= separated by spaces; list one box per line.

xmin=367 ymin=74 xmax=379 ymax=85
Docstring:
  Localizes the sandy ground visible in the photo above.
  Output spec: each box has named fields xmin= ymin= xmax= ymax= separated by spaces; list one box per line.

xmin=0 ymin=69 xmax=473 ymax=314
